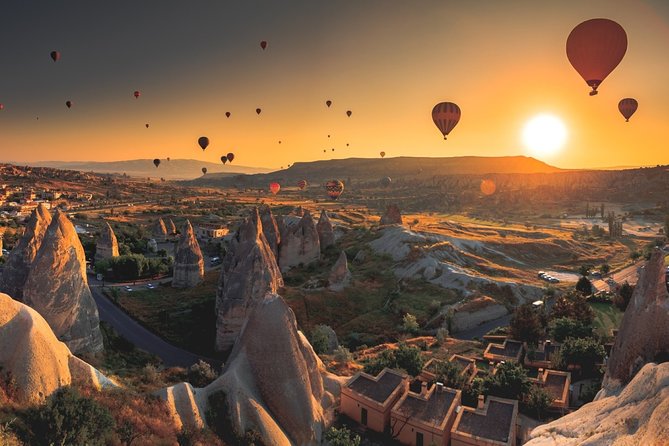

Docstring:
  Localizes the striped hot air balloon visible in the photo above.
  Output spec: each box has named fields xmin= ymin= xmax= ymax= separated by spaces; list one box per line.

xmin=432 ymin=102 xmax=461 ymax=140
xmin=618 ymin=98 xmax=638 ymax=122
xmin=325 ymin=179 xmax=344 ymax=200
xmin=297 ymin=179 xmax=307 ymax=190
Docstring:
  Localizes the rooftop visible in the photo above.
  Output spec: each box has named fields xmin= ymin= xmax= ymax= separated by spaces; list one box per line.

xmin=542 ymin=370 xmax=569 ymax=401
xmin=393 ymin=386 xmax=459 ymax=428
xmin=455 ymin=398 xmax=517 ymax=443
xmin=485 ymin=339 xmax=523 ymax=360
xmin=347 ymin=368 xmax=406 ymax=404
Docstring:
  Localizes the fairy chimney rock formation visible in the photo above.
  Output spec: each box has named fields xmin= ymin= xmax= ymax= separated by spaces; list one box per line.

xmin=259 ymin=205 xmax=281 ymax=259
xmin=328 ymin=251 xmax=351 ymax=292
xmin=604 ymin=250 xmax=669 ymax=390
xmin=380 ymin=204 xmax=403 ymax=225
xmin=317 ymin=210 xmax=335 ymax=251
xmin=95 ymin=221 xmax=119 ymax=263
xmin=172 ymin=220 xmax=205 ymax=288
xmin=168 ymin=218 xmax=177 ymax=235
xmin=152 ymin=218 xmax=168 ymax=242
xmin=215 ymin=208 xmax=283 ymax=353
xmin=0 ymin=203 xmax=52 ymax=301
xmin=22 ymin=211 xmax=104 ymax=354
xmin=278 ymin=210 xmax=321 ymax=272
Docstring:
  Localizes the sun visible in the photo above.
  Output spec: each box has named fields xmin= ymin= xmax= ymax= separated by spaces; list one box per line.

xmin=522 ymin=114 xmax=568 ymax=158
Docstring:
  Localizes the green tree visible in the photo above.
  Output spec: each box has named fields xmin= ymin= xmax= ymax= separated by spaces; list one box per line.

xmin=578 ymin=265 xmax=591 ymax=277
xmin=402 ymin=313 xmax=419 ymax=334
xmin=630 ymin=251 xmax=642 ymax=261
xmin=483 ymin=361 xmax=530 ymax=401
xmin=614 ymin=282 xmax=635 ymax=311
xmin=310 ymin=325 xmax=336 ymax=355
xmin=600 ymin=263 xmax=611 ymax=276
xmin=509 ymin=304 xmax=544 ymax=344
xmin=550 ymin=317 xmax=592 ymax=342
xmin=394 ymin=343 xmax=425 ymax=376
xmin=333 ymin=346 xmax=353 ymax=364
xmin=188 ymin=360 xmax=217 ymax=387
xmin=431 ymin=360 xmax=467 ymax=389
xmin=576 ymin=276 xmax=593 ymax=296
xmin=556 ymin=337 xmax=605 ymax=375
xmin=324 ymin=426 xmax=361 ymax=446
xmin=523 ymin=385 xmax=553 ymax=420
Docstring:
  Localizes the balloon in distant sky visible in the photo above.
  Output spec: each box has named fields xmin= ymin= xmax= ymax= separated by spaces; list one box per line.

xmin=380 ymin=151 xmax=386 ymax=158
xmin=167 ymin=157 xmax=170 ymax=161
xmin=198 ymin=136 xmax=209 ymax=151
xmin=220 ymin=156 xmax=227 ymax=164
xmin=133 ymin=90 xmax=140 ymax=99
xmin=297 ymin=179 xmax=307 ymax=190
xmin=323 ymin=149 xmax=326 ymax=153
xmin=346 ymin=143 xmax=349 ymax=147
xmin=480 ymin=179 xmax=496 ymax=196
xmin=332 ymin=148 xmax=335 ymax=151
xmin=260 ymin=40 xmax=267 ymax=50
xmin=278 ymin=140 xmax=282 ymax=144
xmin=269 ymin=182 xmax=281 ymax=195
xmin=326 ymin=100 xmax=332 ymax=108
xmin=380 ymin=176 xmax=392 ymax=187
xmin=225 ymin=112 xmax=231 ymax=118
xmin=325 ymin=179 xmax=344 ymax=200
xmin=256 ymin=108 xmax=262 ymax=115
xmin=0 ymin=104 xmax=3 ymax=110
xmin=65 ymin=100 xmax=72 ymax=109
xmin=202 ymin=167 xmax=207 ymax=174
xmin=153 ymin=158 xmax=160 ymax=168
xmin=431 ymin=102 xmax=461 ymax=139
xmin=226 ymin=152 xmax=235 ymax=163
xmin=566 ymin=18 xmax=627 ymax=96
xmin=50 ymin=51 xmax=60 ymax=62
xmin=618 ymin=98 xmax=638 ymax=122
xmin=145 ymin=123 xmax=149 ymax=128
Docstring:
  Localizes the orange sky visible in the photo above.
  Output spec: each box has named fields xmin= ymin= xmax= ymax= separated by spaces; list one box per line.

xmin=1 ymin=0 xmax=669 ymax=169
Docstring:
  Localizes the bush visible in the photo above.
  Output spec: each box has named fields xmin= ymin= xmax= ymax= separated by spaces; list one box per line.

xmin=188 ymin=360 xmax=218 ymax=387
xmin=324 ymin=426 xmax=361 ymax=446
xmin=310 ymin=325 xmax=336 ymax=355
xmin=550 ymin=317 xmax=592 ymax=343
xmin=431 ymin=360 xmax=467 ymax=389
xmin=576 ymin=276 xmax=593 ymax=296
xmin=402 ymin=313 xmax=419 ymax=334
xmin=550 ymin=292 xmax=594 ymax=325
xmin=482 ymin=362 xmax=530 ymax=401
xmin=555 ymin=337 xmax=605 ymax=375
xmin=523 ymin=385 xmax=553 ymax=420
xmin=436 ymin=327 xmax=449 ymax=345
xmin=509 ymin=303 xmax=544 ymax=344
xmin=614 ymin=282 xmax=635 ymax=311
xmin=333 ymin=346 xmax=353 ymax=364
xmin=364 ymin=343 xmax=424 ymax=376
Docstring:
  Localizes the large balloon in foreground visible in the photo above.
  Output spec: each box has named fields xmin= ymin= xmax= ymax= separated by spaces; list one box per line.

xmin=380 ymin=151 xmax=386 ymax=158
xmin=618 ymin=98 xmax=638 ymax=122
xmin=431 ymin=102 xmax=461 ymax=139
xmin=566 ymin=18 xmax=627 ymax=96
xmin=225 ymin=112 xmax=231 ymax=118
xmin=202 ymin=167 xmax=207 ymax=174
xmin=325 ymin=179 xmax=344 ymax=200
xmin=326 ymin=100 xmax=332 ymax=108
xmin=226 ymin=152 xmax=235 ymax=163
xmin=153 ymin=159 xmax=160 ymax=168
xmin=256 ymin=108 xmax=262 ymax=115
xmin=198 ymin=136 xmax=209 ymax=151
xmin=220 ymin=156 xmax=228 ymax=164
xmin=133 ymin=90 xmax=141 ymax=99
xmin=65 ymin=100 xmax=72 ymax=109
xmin=297 ymin=179 xmax=307 ymax=190
xmin=260 ymin=40 xmax=267 ymax=50
xmin=269 ymin=182 xmax=281 ymax=195
xmin=50 ymin=51 xmax=60 ymax=62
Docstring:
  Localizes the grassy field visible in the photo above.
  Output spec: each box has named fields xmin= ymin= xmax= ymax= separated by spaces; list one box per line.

xmin=589 ymin=302 xmax=624 ymax=338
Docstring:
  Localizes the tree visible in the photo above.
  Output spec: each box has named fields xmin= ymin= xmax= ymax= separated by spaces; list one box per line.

xmin=188 ymin=360 xmax=217 ymax=387
xmin=556 ymin=337 xmax=605 ymax=375
xmin=509 ymin=304 xmax=544 ymax=344
xmin=576 ymin=276 xmax=593 ymax=296
xmin=363 ymin=343 xmax=424 ymax=377
xmin=630 ymin=251 xmax=642 ymax=261
xmin=431 ymin=360 xmax=467 ymax=389
xmin=614 ymin=282 xmax=635 ymax=311
xmin=578 ymin=265 xmax=591 ymax=277
xmin=550 ymin=317 xmax=592 ymax=342
xmin=436 ymin=327 xmax=449 ymax=345
xmin=333 ymin=346 xmax=353 ymax=364
xmin=600 ymin=263 xmax=611 ymax=276
xmin=523 ymin=385 xmax=553 ymax=420
xmin=402 ymin=313 xmax=419 ymax=334
xmin=483 ymin=362 xmax=531 ymax=401
xmin=324 ymin=426 xmax=361 ymax=446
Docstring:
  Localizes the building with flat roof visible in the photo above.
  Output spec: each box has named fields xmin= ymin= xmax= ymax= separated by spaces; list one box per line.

xmin=524 ymin=340 xmax=560 ymax=369
xmin=483 ymin=339 xmax=523 ymax=363
xmin=451 ymin=396 xmax=518 ymax=446
xmin=531 ymin=369 xmax=571 ymax=411
xmin=341 ymin=368 xmax=409 ymax=434
xmin=420 ymin=355 xmax=478 ymax=387
xmin=391 ymin=382 xmax=461 ymax=446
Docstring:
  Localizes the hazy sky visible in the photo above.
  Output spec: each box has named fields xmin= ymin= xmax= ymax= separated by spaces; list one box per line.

xmin=1 ymin=0 xmax=669 ymax=169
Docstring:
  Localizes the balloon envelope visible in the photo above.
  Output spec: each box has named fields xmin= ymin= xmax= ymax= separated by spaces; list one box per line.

xmin=221 ymin=156 xmax=228 ymax=164
xmin=153 ymin=159 xmax=160 ymax=168
xmin=225 ymin=112 xmax=231 ymax=118
xmin=0 ymin=104 xmax=3 ymax=110
xmin=65 ymin=101 xmax=72 ymax=108
xmin=346 ymin=110 xmax=352 ymax=117
xmin=566 ymin=18 xmax=627 ymax=96
xmin=226 ymin=152 xmax=235 ymax=163
xmin=198 ymin=136 xmax=209 ymax=150
xmin=325 ymin=179 xmax=344 ymax=200
xmin=326 ymin=100 xmax=332 ymax=108
xmin=202 ymin=167 xmax=207 ymax=174
xmin=145 ymin=123 xmax=149 ymax=128
xmin=269 ymin=182 xmax=281 ymax=195
xmin=618 ymin=98 xmax=638 ymax=121
xmin=297 ymin=179 xmax=307 ymax=190
xmin=432 ymin=102 xmax=461 ymax=139
xmin=256 ymin=108 xmax=262 ymax=115
xmin=380 ymin=151 xmax=386 ymax=158
xmin=480 ymin=179 xmax=496 ymax=196
xmin=380 ymin=176 xmax=392 ymax=187
xmin=260 ymin=40 xmax=267 ymax=50
xmin=50 ymin=51 xmax=60 ymax=62
xmin=133 ymin=90 xmax=140 ymax=99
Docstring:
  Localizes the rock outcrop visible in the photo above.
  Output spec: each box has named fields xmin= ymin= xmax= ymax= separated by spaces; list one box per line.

xmin=172 ymin=220 xmax=205 ymax=288
xmin=22 ymin=211 xmax=104 ymax=354
xmin=316 ymin=210 xmax=335 ymax=251
xmin=259 ymin=205 xmax=281 ymax=259
xmin=168 ymin=218 xmax=177 ymax=235
xmin=0 ymin=234 xmax=3 ymax=257
xmin=380 ymin=204 xmax=403 ymax=225
xmin=0 ymin=293 xmax=115 ymax=405
xmin=0 ymin=203 xmax=52 ymax=300
xmin=278 ymin=210 xmax=320 ymax=273
xmin=95 ymin=221 xmax=119 ymax=264
xmin=215 ymin=209 xmax=283 ymax=353
xmin=152 ymin=218 xmax=168 ymax=242
xmin=604 ymin=250 xmax=669 ymax=391
xmin=527 ymin=362 xmax=669 ymax=446
xmin=328 ymin=251 xmax=351 ymax=292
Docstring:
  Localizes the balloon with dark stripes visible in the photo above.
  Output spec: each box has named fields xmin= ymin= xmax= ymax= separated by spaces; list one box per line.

xmin=618 ymin=98 xmax=638 ymax=122
xmin=431 ymin=102 xmax=461 ymax=140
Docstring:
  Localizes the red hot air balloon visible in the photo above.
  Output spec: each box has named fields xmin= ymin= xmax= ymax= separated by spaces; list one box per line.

xmin=0 ymin=104 xmax=4 ymax=110
xmin=202 ymin=167 xmax=208 ymax=174
xmin=269 ymin=182 xmax=281 ymax=195
xmin=566 ymin=18 xmax=627 ymax=96
xmin=198 ymin=136 xmax=209 ymax=151
xmin=256 ymin=108 xmax=262 ymax=115
xmin=220 ymin=156 xmax=228 ymax=164
xmin=325 ymin=179 xmax=344 ymax=200
xmin=618 ymin=98 xmax=638 ymax=122
xmin=380 ymin=151 xmax=386 ymax=158
xmin=65 ymin=100 xmax=72 ymax=109
xmin=50 ymin=51 xmax=60 ymax=62
xmin=346 ymin=110 xmax=352 ymax=117
xmin=326 ymin=100 xmax=332 ymax=108
xmin=297 ymin=179 xmax=307 ymax=190
xmin=225 ymin=112 xmax=231 ymax=118
xmin=260 ymin=40 xmax=267 ymax=50
xmin=133 ymin=90 xmax=141 ymax=99
xmin=480 ymin=179 xmax=496 ymax=196
xmin=153 ymin=159 xmax=161 ymax=168
xmin=226 ymin=152 xmax=235 ymax=163
xmin=432 ymin=102 xmax=461 ymax=139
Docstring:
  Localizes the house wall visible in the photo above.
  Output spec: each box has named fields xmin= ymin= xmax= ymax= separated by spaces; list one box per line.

xmin=340 ymin=390 xmax=388 ymax=434
xmin=392 ymin=421 xmax=445 ymax=446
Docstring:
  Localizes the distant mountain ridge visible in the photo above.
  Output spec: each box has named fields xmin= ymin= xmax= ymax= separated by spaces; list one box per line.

xmin=24 ymin=159 xmax=272 ymax=180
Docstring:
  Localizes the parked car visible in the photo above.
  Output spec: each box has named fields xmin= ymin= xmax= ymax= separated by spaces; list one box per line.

xmin=124 ymin=286 xmax=133 ymax=292
xmin=146 ymin=283 xmax=156 ymax=290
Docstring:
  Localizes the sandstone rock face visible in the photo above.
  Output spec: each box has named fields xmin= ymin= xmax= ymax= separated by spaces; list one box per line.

xmin=215 ymin=209 xmax=283 ymax=353
xmin=172 ymin=220 xmax=205 ymax=288
xmin=152 ymin=218 xmax=168 ymax=242
xmin=259 ymin=205 xmax=281 ymax=259
xmin=316 ymin=210 xmax=335 ymax=251
xmin=168 ymin=218 xmax=177 ymax=235
xmin=604 ymin=250 xmax=669 ymax=391
xmin=0 ymin=293 xmax=115 ymax=405
xmin=328 ymin=251 xmax=351 ymax=292
xmin=22 ymin=211 xmax=104 ymax=354
xmin=380 ymin=204 xmax=403 ymax=225
xmin=0 ymin=235 xmax=3 ymax=257
xmin=527 ymin=362 xmax=669 ymax=446
xmin=95 ymin=221 xmax=119 ymax=264
xmin=278 ymin=210 xmax=320 ymax=273
xmin=0 ymin=203 xmax=52 ymax=301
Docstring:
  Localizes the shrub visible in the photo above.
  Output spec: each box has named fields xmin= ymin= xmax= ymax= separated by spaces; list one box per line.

xmin=431 ymin=360 xmax=467 ymax=389
xmin=523 ymin=385 xmax=553 ymax=420
xmin=402 ymin=313 xmax=419 ymax=334
xmin=436 ymin=327 xmax=449 ymax=345
xmin=364 ymin=343 xmax=424 ymax=376
xmin=482 ymin=362 xmax=530 ymax=401
xmin=333 ymin=346 xmax=353 ymax=364
xmin=550 ymin=317 xmax=592 ymax=343
xmin=509 ymin=303 xmax=544 ymax=345
xmin=614 ymin=282 xmax=635 ymax=311
xmin=188 ymin=360 xmax=218 ymax=387
xmin=576 ymin=276 xmax=593 ymax=296
xmin=324 ymin=426 xmax=361 ymax=446
xmin=310 ymin=325 xmax=336 ymax=355
xmin=556 ymin=337 xmax=605 ymax=375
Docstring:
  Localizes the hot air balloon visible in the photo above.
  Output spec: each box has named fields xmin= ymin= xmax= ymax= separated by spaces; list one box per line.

xmin=297 ymin=179 xmax=307 ymax=190
xmin=256 ymin=108 xmax=262 ymax=115
xmin=431 ymin=102 xmax=461 ymax=139
xmin=167 ymin=157 xmax=171 ymax=161
xmin=65 ymin=100 xmax=72 ymax=109
xmin=323 ymin=149 xmax=326 ymax=153
xmin=50 ymin=51 xmax=60 ymax=62
xmin=380 ymin=151 xmax=386 ymax=158
xmin=346 ymin=143 xmax=349 ymax=147
xmin=332 ymin=148 xmax=335 ymax=152
xmin=133 ymin=90 xmax=141 ymax=99
xmin=226 ymin=152 xmax=235 ymax=163
xmin=153 ymin=158 xmax=161 ymax=168
xmin=325 ymin=179 xmax=344 ymax=200
xmin=198 ymin=136 xmax=209 ymax=151
xmin=566 ymin=18 xmax=627 ymax=96
xmin=202 ymin=167 xmax=208 ymax=175
xmin=480 ymin=179 xmax=496 ymax=196
xmin=618 ymin=98 xmax=638 ymax=122
xmin=221 ymin=156 xmax=228 ymax=164
xmin=145 ymin=123 xmax=149 ymax=128
xmin=269 ymin=182 xmax=281 ymax=195
xmin=225 ymin=112 xmax=231 ymax=118
xmin=260 ymin=40 xmax=267 ymax=50
xmin=326 ymin=100 xmax=332 ymax=108
xmin=278 ymin=140 xmax=282 ymax=144
xmin=327 ymin=134 xmax=331 ymax=138
xmin=0 ymin=104 xmax=4 ymax=110
xmin=346 ymin=110 xmax=352 ymax=117
xmin=380 ymin=176 xmax=392 ymax=187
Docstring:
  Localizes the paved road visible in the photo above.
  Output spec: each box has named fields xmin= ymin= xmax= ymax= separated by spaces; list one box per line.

xmin=91 ymin=285 xmax=219 ymax=368
xmin=591 ymin=261 xmax=642 ymax=292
